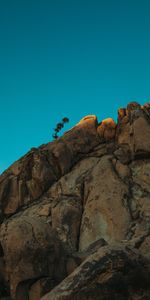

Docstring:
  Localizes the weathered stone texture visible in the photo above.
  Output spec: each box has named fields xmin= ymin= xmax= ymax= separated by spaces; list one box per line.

xmin=0 ymin=102 xmax=150 ymax=300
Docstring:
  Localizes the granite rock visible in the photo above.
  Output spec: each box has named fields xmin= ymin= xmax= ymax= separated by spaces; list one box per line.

xmin=0 ymin=102 xmax=150 ymax=300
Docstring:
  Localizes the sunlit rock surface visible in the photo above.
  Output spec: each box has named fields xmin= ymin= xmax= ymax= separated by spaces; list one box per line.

xmin=0 ymin=102 xmax=150 ymax=300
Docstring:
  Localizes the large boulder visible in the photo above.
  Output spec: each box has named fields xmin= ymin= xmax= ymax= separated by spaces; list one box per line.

xmin=0 ymin=102 xmax=150 ymax=300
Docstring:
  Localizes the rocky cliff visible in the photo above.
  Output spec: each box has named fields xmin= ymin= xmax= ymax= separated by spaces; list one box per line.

xmin=0 ymin=102 xmax=150 ymax=300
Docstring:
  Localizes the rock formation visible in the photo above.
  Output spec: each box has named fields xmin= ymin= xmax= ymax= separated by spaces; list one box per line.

xmin=0 ymin=102 xmax=150 ymax=300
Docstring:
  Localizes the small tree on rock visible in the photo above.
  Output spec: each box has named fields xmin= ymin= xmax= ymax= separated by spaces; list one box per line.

xmin=52 ymin=117 xmax=69 ymax=139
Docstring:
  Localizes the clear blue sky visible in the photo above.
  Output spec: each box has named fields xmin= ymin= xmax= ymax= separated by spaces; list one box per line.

xmin=0 ymin=0 xmax=150 ymax=173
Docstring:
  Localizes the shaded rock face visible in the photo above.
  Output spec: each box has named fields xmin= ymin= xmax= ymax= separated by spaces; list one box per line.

xmin=0 ymin=104 xmax=150 ymax=300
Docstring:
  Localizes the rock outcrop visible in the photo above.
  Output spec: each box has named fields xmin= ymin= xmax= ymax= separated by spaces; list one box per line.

xmin=0 ymin=102 xmax=150 ymax=300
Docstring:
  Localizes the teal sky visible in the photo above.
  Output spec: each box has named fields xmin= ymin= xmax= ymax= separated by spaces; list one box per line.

xmin=0 ymin=0 xmax=150 ymax=173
